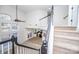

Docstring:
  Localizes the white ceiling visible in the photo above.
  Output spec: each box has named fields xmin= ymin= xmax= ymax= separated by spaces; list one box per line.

xmin=18 ymin=5 xmax=52 ymax=13
xmin=0 ymin=5 xmax=52 ymax=13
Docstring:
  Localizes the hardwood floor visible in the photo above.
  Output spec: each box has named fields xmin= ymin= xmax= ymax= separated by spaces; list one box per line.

xmin=54 ymin=26 xmax=79 ymax=54
xmin=23 ymin=37 xmax=42 ymax=49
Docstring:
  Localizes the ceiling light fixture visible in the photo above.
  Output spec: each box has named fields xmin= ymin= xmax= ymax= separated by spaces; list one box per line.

xmin=14 ymin=5 xmax=25 ymax=22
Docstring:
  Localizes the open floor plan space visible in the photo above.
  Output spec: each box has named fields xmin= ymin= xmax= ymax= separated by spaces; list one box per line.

xmin=0 ymin=5 xmax=79 ymax=54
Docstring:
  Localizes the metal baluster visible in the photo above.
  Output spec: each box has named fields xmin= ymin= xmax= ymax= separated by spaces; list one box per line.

xmin=20 ymin=47 xmax=22 ymax=54
xmin=18 ymin=47 xmax=20 ymax=54
xmin=8 ymin=42 xmax=10 ymax=54
xmin=21 ymin=47 xmax=23 ymax=54
xmin=28 ymin=48 xmax=30 ymax=54
xmin=23 ymin=48 xmax=25 ymax=54
xmin=1 ymin=44 xmax=4 ymax=54
xmin=22 ymin=47 xmax=24 ymax=54
xmin=17 ymin=46 xmax=19 ymax=54
xmin=32 ymin=49 xmax=33 ymax=54
xmin=24 ymin=48 xmax=25 ymax=54
xmin=25 ymin=48 xmax=27 ymax=54
xmin=24 ymin=48 xmax=26 ymax=54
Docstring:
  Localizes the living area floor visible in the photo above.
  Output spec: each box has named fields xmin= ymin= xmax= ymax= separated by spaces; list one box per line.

xmin=23 ymin=37 xmax=42 ymax=49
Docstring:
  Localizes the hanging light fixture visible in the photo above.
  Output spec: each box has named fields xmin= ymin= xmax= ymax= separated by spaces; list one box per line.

xmin=14 ymin=5 xmax=25 ymax=22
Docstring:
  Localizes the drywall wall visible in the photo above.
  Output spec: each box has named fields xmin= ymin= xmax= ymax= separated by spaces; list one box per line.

xmin=77 ymin=6 xmax=79 ymax=30
xmin=0 ymin=5 xmax=26 ymax=21
xmin=0 ymin=5 xmax=70 ymax=43
xmin=25 ymin=10 xmax=48 ymax=30
xmin=25 ymin=5 xmax=69 ymax=27
xmin=26 ymin=10 xmax=48 ymax=27
xmin=0 ymin=5 xmax=27 ymax=43
xmin=53 ymin=5 xmax=68 ymax=26
xmin=68 ymin=5 xmax=78 ymax=26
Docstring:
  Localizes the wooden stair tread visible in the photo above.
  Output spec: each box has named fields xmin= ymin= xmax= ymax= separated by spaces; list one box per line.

xmin=55 ymin=35 xmax=79 ymax=41
xmin=54 ymin=39 xmax=79 ymax=47
xmin=54 ymin=41 xmax=79 ymax=52
xmin=55 ymin=26 xmax=76 ymax=28
xmin=53 ymin=46 xmax=78 ymax=54
xmin=54 ymin=26 xmax=78 ymax=53
xmin=54 ymin=37 xmax=79 ymax=45
xmin=55 ymin=30 xmax=79 ymax=33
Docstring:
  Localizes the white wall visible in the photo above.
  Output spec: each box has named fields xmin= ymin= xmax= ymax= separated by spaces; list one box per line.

xmin=0 ymin=5 xmax=26 ymax=21
xmin=0 ymin=5 xmax=27 ymax=43
xmin=77 ymin=6 xmax=79 ymax=30
xmin=53 ymin=5 xmax=68 ymax=26
xmin=68 ymin=5 xmax=78 ymax=26
xmin=0 ymin=5 xmax=70 ymax=43
xmin=25 ymin=5 xmax=69 ymax=27
xmin=25 ymin=10 xmax=48 ymax=29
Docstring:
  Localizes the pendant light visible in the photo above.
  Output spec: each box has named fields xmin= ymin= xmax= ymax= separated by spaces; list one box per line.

xmin=14 ymin=5 xmax=25 ymax=22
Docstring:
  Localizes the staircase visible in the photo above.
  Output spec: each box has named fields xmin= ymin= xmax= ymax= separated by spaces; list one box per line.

xmin=53 ymin=26 xmax=79 ymax=54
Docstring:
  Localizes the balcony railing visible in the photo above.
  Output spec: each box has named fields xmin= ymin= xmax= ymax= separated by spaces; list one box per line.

xmin=0 ymin=35 xmax=40 ymax=54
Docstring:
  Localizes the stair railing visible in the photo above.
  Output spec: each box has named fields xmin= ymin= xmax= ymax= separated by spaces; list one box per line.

xmin=0 ymin=35 xmax=40 ymax=54
xmin=40 ymin=5 xmax=54 ymax=54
